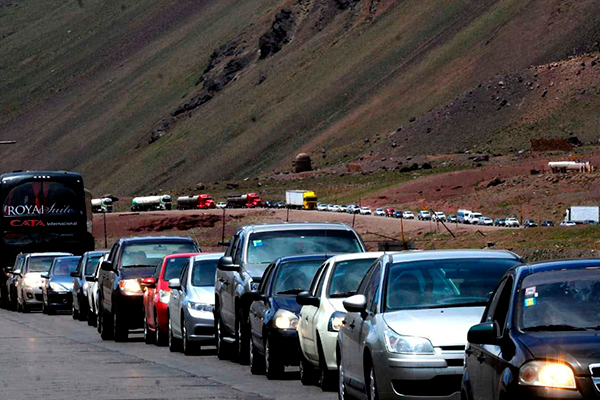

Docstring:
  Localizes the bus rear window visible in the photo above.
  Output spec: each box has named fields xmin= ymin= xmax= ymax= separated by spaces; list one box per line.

xmin=3 ymin=181 xmax=81 ymax=217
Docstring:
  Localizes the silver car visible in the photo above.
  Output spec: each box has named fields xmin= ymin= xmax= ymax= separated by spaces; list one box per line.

xmin=16 ymin=252 xmax=72 ymax=312
xmin=167 ymin=253 xmax=223 ymax=355
xmin=337 ymin=250 xmax=523 ymax=400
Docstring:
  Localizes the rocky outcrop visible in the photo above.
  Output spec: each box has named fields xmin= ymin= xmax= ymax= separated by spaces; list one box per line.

xmin=259 ymin=8 xmax=294 ymax=59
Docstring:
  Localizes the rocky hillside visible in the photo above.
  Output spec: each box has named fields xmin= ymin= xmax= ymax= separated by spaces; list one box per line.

xmin=1 ymin=0 xmax=599 ymax=194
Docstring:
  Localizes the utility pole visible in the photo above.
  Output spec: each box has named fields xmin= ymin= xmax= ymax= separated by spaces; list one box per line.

xmin=221 ymin=208 xmax=226 ymax=245
xmin=103 ymin=212 xmax=108 ymax=249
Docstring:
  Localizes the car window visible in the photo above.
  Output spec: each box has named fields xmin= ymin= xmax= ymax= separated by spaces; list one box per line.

xmin=313 ymin=263 xmax=328 ymax=297
xmin=162 ymin=257 xmax=190 ymax=281
xmin=357 ymin=262 xmax=377 ymax=295
xmin=271 ymin=260 xmax=324 ymax=295
xmin=486 ymin=277 xmax=513 ymax=336
xmin=84 ymin=255 xmax=103 ymax=276
xmin=258 ymin=263 xmax=275 ymax=293
xmin=120 ymin=242 xmax=196 ymax=268
xmin=364 ymin=262 xmax=383 ymax=313
xmin=233 ymin=234 xmax=244 ymax=265
xmin=52 ymin=258 xmax=80 ymax=276
xmin=190 ymin=258 xmax=220 ymax=287
xmin=74 ymin=257 xmax=84 ymax=275
xmin=309 ymin=262 xmax=328 ymax=296
xmin=179 ymin=260 xmax=189 ymax=285
xmin=328 ymin=258 xmax=377 ymax=298
xmin=226 ymin=235 xmax=238 ymax=257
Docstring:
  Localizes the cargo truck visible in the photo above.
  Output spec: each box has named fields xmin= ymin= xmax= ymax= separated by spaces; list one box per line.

xmin=131 ymin=195 xmax=172 ymax=212
xmin=176 ymin=194 xmax=216 ymax=210
xmin=285 ymin=190 xmax=318 ymax=210
xmin=564 ymin=206 xmax=599 ymax=224
xmin=91 ymin=198 xmax=113 ymax=213
xmin=226 ymin=193 xmax=263 ymax=208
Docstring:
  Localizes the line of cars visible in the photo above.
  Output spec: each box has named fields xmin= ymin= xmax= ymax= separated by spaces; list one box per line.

xmin=3 ymin=222 xmax=599 ymax=400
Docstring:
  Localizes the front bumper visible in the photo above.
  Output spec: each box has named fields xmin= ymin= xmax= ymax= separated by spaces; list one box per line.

xmin=373 ymin=349 xmax=464 ymax=400
xmin=184 ymin=308 xmax=215 ymax=343
xmin=505 ymin=377 xmax=599 ymax=399
xmin=46 ymin=291 xmax=72 ymax=309
xmin=116 ymin=295 xmax=144 ymax=330
xmin=22 ymin=286 xmax=43 ymax=306
xmin=269 ymin=329 xmax=300 ymax=366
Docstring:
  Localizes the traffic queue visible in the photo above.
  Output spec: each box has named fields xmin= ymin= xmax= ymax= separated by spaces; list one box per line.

xmin=2 ymin=222 xmax=600 ymax=400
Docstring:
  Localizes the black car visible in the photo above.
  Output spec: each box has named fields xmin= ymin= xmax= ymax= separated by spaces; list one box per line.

xmin=393 ymin=211 xmax=402 ymax=219
xmin=245 ymin=254 xmax=332 ymax=379
xmin=463 ymin=259 xmax=600 ymax=400
xmin=215 ymin=223 xmax=365 ymax=364
xmin=70 ymin=250 xmax=108 ymax=321
xmin=541 ymin=220 xmax=555 ymax=227
xmin=523 ymin=219 xmax=538 ymax=228
xmin=494 ymin=218 xmax=506 ymax=227
xmin=41 ymin=256 xmax=81 ymax=314
xmin=98 ymin=236 xmax=199 ymax=342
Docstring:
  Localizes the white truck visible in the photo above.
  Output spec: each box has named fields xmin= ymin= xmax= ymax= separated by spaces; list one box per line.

xmin=131 ymin=195 xmax=172 ymax=212
xmin=457 ymin=209 xmax=472 ymax=224
xmin=564 ymin=206 xmax=599 ymax=224
xmin=91 ymin=198 xmax=113 ymax=213
xmin=285 ymin=190 xmax=318 ymax=210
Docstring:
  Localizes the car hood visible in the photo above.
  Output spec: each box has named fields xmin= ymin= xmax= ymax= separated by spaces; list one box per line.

xmin=119 ymin=267 xmax=156 ymax=280
xmin=49 ymin=276 xmax=73 ymax=290
xmin=518 ymin=332 xmax=600 ymax=375
xmin=383 ymin=307 xmax=485 ymax=347
xmin=188 ymin=286 xmax=214 ymax=305
xmin=272 ymin=295 xmax=302 ymax=315
xmin=244 ymin=263 xmax=269 ymax=281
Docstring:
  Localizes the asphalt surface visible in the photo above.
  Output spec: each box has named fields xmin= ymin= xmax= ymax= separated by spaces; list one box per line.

xmin=0 ymin=309 xmax=336 ymax=400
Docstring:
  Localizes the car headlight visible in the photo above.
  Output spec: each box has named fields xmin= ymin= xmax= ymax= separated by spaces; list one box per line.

xmin=274 ymin=309 xmax=299 ymax=330
xmin=187 ymin=301 xmax=214 ymax=313
xmin=159 ymin=289 xmax=170 ymax=304
xmin=383 ymin=327 xmax=435 ymax=355
xmin=328 ymin=311 xmax=346 ymax=332
xmin=118 ymin=279 xmax=143 ymax=295
xmin=49 ymin=282 xmax=68 ymax=292
xmin=23 ymin=275 xmax=42 ymax=288
xmin=519 ymin=361 xmax=576 ymax=389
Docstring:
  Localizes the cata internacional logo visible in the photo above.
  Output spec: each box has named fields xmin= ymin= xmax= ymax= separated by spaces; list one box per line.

xmin=4 ymin=204 xmax=75 ymax=216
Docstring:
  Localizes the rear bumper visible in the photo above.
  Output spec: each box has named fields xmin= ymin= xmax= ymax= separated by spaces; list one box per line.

xmin=156 ymin=301 xmax=169 ymax=333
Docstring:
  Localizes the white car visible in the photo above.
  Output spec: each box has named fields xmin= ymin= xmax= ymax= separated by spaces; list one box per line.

xmin=339 ymin=205 xmax=348 ymax=213
xmin=88 ymin=253 xmax=109 ymax=328
xmin=374 ymin=208 xmax=386 ymax=217
xmin=216 ymin=202 xmax=227 ymax=209
xmin=432 ymin=212 xmax=446 ymax=221
xmin=478 ymin=217 xmax=493 ymax=226
xmin=317 ymin=203 xmax=328 ymax=212
xmin=418 ymin=210 xmax=431 ymax=220
xmin=297 ymin=252 xmax=388 ymax=389
xmin=327 ymin=204 xmax=336 ymax=212
xmin=332 ymin=205 xmax=341 ymax=213
xmin=505 ymin=217 xmax=520 ymax=227
xmin=560 ymin=220 xmax=577 ymax=226
xmin=402 ymin=211 xmax=415 ymax=219
xmin=467 ymin=212 xmax=483 ymax=224
xmin=359 ymin=207 xmax=372 ymax=215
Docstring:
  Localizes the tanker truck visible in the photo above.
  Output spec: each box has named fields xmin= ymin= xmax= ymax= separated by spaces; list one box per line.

xmin=549 ymin=161 xmax=593 ymax=173
xmin=91 ymin=198 xmax=114 ymax=213
xmin=177 ymin=194 xmax=216 ymax=210
xmin=285 ymin=190 xmax=318 ymax=210
xmin=131 ymin=195 xmax=172 ymax=212
xmin=226 ymin=193 xmax=263 ymax=208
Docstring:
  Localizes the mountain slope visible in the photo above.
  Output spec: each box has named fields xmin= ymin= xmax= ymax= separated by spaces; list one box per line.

xmin=1 ymin=0 xmax=599 ymax=194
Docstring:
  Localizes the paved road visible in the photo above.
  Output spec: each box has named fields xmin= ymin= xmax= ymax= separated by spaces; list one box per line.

xmin=0 ymin=309 xmax=336 ymax=400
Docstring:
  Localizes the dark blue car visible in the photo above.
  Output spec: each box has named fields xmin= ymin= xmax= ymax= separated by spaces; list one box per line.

xmin=245 ymin=254 xmax=333 ymax=379
xmin=41 ymin=256 xmax=81 ymax=314
xmin=463 ymin=259 xmax=600 ymax=400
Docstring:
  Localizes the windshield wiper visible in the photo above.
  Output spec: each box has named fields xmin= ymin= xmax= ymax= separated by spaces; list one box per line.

xmin=123 ymin=264 xmax=156 ymax=268
xmin=277 ymin=289 xmax=304 ymax=295
xmin=422 ymin=301 xmax=488 ymax=309
xmin=330 ymin=291 xmax=357 ymax=298
xmin=522 ymin=324 xmax=586 ymax=332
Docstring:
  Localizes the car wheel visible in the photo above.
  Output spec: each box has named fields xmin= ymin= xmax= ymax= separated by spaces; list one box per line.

xmin=78 ymin=300 xmax=88 ymax=321
xmin=87 ymin=310 xmax=95 ymax=327
xmin=143 ymin=315 xmax=154 ymax=345
xmin=299 ymin=351 xmax=317 ymax=385
xmin=47 ymin=305 xmax=55 ymax=315
xmin=182 ymin=317 xmax=197 ymax=356
xmin=155 ymin=314 xmax=167 ymax=346
xmin=216 ymin=315 xmax=229 ymax=360
xmin=249 ymin=329 xmax=264 ymax=375
xmin=72 ymin=303 xmax=79 ymax=319
xmin=100 ymin=308 xmax=114 ymax=340
xmin=168 ymin=317 xmax=182 ymax=352
xmin=265 ymin=337 xmax=284 ymax=380
xmin=22 ymin=301 xmax=29 ymax=313
xmin=236 ymin=312 xmax=250 ymax=365
xmin=319 ymin=345 xmax=336 ymax=391
xmin=113 ymin=311 xmax=128 ymax=342
xmin=366 ymin=364 xmax=379 ymax=400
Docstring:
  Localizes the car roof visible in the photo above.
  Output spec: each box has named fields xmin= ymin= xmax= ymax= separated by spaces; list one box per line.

xmin=84 ymin=250 xmax=109 ymax=256
xmin=1 ymin=170 xmax=82 ymax=179
xmin=389 ymin=249 xmax=522 ymax=263
xmin=327 ymin=252 xmax=393 ymax=263
xmin=117 ymin=236 xmax=196 ymax=244
xmin=192 ymin=253 xmax=225 ymax=261
xmin=26 ymin=252 xmax=73 ymax=258
xmin=237 ymin=222 xmax=357 ymax=234
xmin=275 ymin=254 xmax=335 ymax=264
xmin=514 ymin=259 xmax=600 ymax=277
xmin=53 ymin=256 xmax=81 ymax=262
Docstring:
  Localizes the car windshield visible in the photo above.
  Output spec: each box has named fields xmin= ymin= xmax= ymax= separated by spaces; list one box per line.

xmin=273 ymin=260 xmax=324 ymax=295
xmin=328 ymin=258 xmax=377 ymax=298
xmin=52 ymin=258 xmax=80 ymax=276
xmin=191 ymin=258 xmax=220 ymax=287
xmin=163 ymin=257 xmax=190 ymax=281
xmin=246 ymin=230 xmax=362 ymax=264
xmin=121 ymin=242 xmax=197 ymax=268
xmin=518 ymin=269 xmax=600 ymax=331
xmin=84 ymin=255 xmax=104 ymax=276
xmin=385 ymin=258 xmax=520 ymax=311
xmin=28 ymin=256 xmax=61 ymax=273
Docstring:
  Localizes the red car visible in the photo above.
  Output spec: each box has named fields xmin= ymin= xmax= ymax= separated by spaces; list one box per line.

xmin=141 ymin=253 xmax=200 ymax=345
xmin=385 ymin=207 xmax=396 ymax=217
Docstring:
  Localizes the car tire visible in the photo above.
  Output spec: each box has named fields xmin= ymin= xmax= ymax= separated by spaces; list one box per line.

xmin=155 ymin=314 xmax=167 ymax=346
xmin=100 ymin=308 xmax=114 ymax=340
xmin=318 ymin=339 xmax=336 ymax=391
xmin=366 ymin=363 xmax=379 ymax=400
xmin=113 ymin=311 xmax=128 ymax=342
xmin=249 ymin=330 xmax=264 ymax=375
xmin=72 ymin=303 xmax=79 ymax=319
xmin=168 ymin=317 xmax=182 ymax=352
xmin=264 ymin=337 xmax=284 ymax=380
xmin=22 ymin=302 xmax=29 ymax=313
xmin=299 ymin=352 xmax=317 ymax=385
xmin=47 ymin=305 xmax=55 ymax=315
xmin=216 ymin=314 xmax=230 ymax=360
xmin=143 ymin=315 xmax=154 ymax=345
xmin=182 ymin=317 xmax=196 ymax=356
xmin=78 ymin=301 xmax=88 ymax=322
xmin=236 ymin=312 xmax=250 ymax=365
xmin=87 ymin=310 xmax=95 ymax=327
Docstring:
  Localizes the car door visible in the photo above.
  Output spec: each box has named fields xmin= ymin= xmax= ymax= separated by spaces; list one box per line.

xmin=72 ymin=257 xmax=84 ymax=310
xmin=101 ymin=244 xmax=119 ymax=312
xmin=250 ymin=263 xmax=274 ymax=354
xmin=301 ymin=261 xmax=328 ymax=361
xmin=174 ymin=260 xmax=190 ymax=337
xmin=219 ymin=234 xmax=240 ymax=329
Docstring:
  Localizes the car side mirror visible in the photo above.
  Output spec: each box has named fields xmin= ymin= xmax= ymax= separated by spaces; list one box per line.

xmin=40 ymin=274 xmax=49 ymax=280
xmin=296 ymin=291 xmax=320 ymax=307
xmin=100 ymin=261 xmax=113 ymax=272
xmin=467 ymin=322 xmax=498 ymax=344
xmin=242 ymin=290 xmax=267 ymax=305
xmin=217 ymin=256 xmax=239 ymax=272
xmin=141 ymin=277 xmax=157 ymax=289
xmin=85 ymin=276 xmax=96 ymax=282
xmin=168 ymin=278 xmax=181 ymax=290
xmin=343 ymin=294 xmax=367 ymax=316
xmin=13 ymin=270 xmax=21 ymax=275
xmin=218 ymin=241 xmax=231 ymax=247
xmin=70 ymin=272 xmax=79 ymax=278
